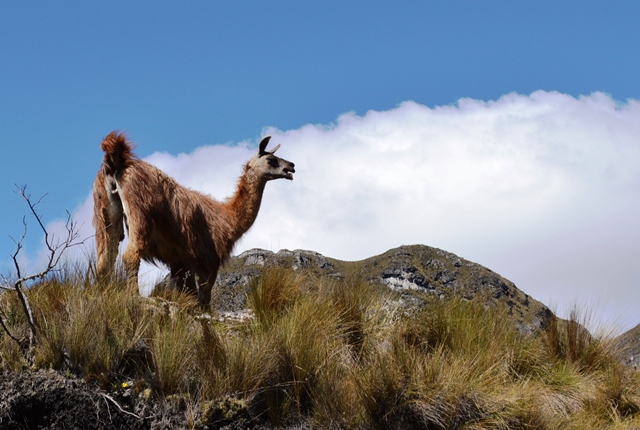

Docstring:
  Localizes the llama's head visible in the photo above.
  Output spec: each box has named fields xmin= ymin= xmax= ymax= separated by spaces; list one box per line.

xmin=247 ymin=136 xmax=295 ymax=181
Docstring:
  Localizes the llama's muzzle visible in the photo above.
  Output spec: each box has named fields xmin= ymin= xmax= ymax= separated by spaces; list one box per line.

xmin=284 ymin=166 xmax=295 ymax=180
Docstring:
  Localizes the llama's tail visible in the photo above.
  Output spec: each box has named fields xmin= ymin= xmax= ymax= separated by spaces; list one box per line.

xmin=100 ymin=131 xmax=137 ymax=175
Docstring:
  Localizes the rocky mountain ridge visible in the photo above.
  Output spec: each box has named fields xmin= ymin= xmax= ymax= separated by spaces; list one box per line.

xmin=216 ymin=244 xmax=640 ymax=361
xmin=214 ymin=244 xmax=553 ymax=335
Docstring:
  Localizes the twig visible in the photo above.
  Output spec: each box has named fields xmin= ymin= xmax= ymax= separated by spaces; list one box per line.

xmin=0 ymin=307 xmax=21 ymax=344
xmin=99 ymin=393 xmax=142 ymax=419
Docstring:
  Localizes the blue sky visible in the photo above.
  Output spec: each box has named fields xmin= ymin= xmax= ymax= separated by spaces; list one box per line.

xmin=2 ymin=2 xmax=640 ymax=331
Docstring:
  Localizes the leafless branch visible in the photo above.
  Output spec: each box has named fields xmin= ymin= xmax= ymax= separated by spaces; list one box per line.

xmin=12 ymin=186 xmax=84 ymax=284
xmin=0 ymin=185 xmax=85 ymax=358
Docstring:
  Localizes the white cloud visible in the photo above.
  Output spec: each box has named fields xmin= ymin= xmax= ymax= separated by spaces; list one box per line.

xmin=46 ymin=91 xmax=640 ymax=331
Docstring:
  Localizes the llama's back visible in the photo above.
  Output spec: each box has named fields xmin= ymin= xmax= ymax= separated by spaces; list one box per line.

xmin=114 ymin=157 xmax=228 ymax=271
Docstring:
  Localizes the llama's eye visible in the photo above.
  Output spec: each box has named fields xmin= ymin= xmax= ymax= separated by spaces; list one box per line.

xmin=267 ymin=157 xmax=280 ymax=167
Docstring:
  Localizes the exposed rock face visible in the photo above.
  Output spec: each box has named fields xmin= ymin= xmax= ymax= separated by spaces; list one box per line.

xmin=616 ymin=323 xmax=640 ymax=370
xmin=211 ymin=244 xmax=552 ymax=334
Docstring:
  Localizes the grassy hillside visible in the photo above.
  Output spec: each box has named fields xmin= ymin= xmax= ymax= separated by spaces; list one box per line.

xmin=1 ymin=259 xmax=639 ymax=428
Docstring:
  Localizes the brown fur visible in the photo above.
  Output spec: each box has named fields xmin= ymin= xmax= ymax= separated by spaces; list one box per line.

xmin=93 ymin=131 xmax=295 ymax=305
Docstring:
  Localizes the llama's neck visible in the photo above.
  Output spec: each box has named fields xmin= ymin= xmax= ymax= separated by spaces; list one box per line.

xmin=222 ymin=167 xmax=267 ymax=243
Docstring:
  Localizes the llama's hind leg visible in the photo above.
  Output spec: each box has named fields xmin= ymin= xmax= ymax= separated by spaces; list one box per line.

xmin=94 ymin=178 xmax=125 ymax=281
xmin=122 ymin=243 xmax=142 ymax=292
xmin=96 ymin=214 xmax=124 ymax=280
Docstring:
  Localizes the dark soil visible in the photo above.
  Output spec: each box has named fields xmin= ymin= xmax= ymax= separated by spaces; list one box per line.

xmin=0 ymin=370 xmax=316 ymax=429
xmin=0 ymin=370 xmax=185 ymax=429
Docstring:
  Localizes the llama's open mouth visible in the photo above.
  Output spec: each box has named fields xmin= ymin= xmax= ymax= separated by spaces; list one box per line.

xmin=284 ymin=168 xmax=295 ymax=180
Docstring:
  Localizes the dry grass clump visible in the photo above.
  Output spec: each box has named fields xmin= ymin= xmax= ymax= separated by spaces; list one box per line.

xmin=1 ymin=265 xmax=639 ymax=428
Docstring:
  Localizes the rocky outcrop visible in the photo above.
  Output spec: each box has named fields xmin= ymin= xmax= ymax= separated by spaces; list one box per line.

xmin=616 ymin=323 xmax=640 ymax=370
xmin=210 ymin=244 xmax=552 ymax=334
xmin=356 ymin=245 xmax=550 ymax=335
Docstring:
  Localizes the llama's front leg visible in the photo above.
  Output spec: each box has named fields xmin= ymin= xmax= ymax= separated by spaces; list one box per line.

xmin=195 ymin=269 xmax=218 ymax=307
xmin=197 ymin=280 xmax=212 ymax=307
xmin=122 ymin=245 xmax=141 ymax=292
xmin=171 ymin=266 xmax=197 ymax=296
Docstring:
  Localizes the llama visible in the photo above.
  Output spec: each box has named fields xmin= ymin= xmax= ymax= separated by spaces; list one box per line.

xmin=93 ymin=131 xmax=295 ymax=305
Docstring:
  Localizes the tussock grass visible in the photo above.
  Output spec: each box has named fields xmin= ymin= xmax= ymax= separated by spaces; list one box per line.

xmin=247 ymin=266 xmax=305 ymax=327
xmin=1 ymin=265 xmax=639 ymax=428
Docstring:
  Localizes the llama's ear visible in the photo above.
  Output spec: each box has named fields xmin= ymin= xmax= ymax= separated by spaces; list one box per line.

xmin=259 ymin=136 xmax=272 ymax=155
xmin=269 ymin=144 xmax=281 ymax=154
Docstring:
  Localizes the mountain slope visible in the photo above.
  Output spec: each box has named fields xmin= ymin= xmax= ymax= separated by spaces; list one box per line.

xmin=616 ymin=323 xmax=640 ymax=369
xmin=214 ymin=244 xmax=553 ymax=334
